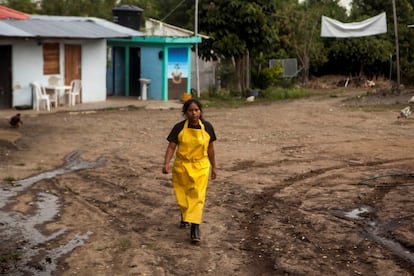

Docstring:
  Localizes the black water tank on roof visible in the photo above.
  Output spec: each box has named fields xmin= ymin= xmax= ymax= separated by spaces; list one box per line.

xmin=112 ymin=5 xmax=143 ymax=30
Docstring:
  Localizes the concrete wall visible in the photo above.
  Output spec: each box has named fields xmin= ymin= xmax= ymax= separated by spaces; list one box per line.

xmin=191 ymin=52 xmax=216 ymax=93
xmin=2 ymin=39 xmax=107 ymax=107
xmin=141 ymin=47 xmax=163 ymax=100
xmin=9 ymin=40 xmax=43 ymax=107
xmin=81 ymin=40 xmax=107 ymax=102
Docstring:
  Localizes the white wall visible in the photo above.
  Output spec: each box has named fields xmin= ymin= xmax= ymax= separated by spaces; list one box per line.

xmin=81 ymin=40 xmax=107 ymax=102
xmin=12 ymin=41 xmax=44 ymax=107
xmin=8 ymin=39 xmax=107 ymax=107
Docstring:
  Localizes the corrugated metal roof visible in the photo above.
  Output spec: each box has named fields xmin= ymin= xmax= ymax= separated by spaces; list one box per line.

xmin=0 ymin=14 xmax=144 ymax=39
xmin=0 ymin=21 xmax=32 ymax=36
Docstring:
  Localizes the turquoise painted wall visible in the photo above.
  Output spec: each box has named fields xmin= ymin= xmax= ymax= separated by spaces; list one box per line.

xmin=107 ymin=36 xmax=201 ymax=100
xmin=113 ymin=47 xmax=126 ymax=96
xmin=141 ymin=47 xmax=163 ymax=100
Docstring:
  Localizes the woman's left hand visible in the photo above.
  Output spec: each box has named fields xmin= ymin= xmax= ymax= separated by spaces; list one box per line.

xmin=211 ymin=168 xmax=217 ymax=180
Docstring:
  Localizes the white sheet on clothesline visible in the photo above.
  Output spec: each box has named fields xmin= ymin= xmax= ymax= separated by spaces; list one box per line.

xmin=321 ymin=12 xmax=387 ymax=38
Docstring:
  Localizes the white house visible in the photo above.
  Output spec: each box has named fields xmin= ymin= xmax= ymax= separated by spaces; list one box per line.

xmin=0 ymin=5 xmax=143 ymax=109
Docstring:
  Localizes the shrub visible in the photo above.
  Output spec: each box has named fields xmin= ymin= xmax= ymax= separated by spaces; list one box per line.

xmin=253 ymin=64 xmax=284 ymax=89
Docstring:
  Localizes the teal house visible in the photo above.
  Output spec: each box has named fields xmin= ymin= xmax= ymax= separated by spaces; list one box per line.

xmin=107 ymin=5 xmax=203 ymax=101
xmin=107 ymin=35 xmax=201 ymax=101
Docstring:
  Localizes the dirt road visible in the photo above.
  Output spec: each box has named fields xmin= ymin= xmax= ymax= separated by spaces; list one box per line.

xmin=1 ymin=90 xmax=413 ymax=275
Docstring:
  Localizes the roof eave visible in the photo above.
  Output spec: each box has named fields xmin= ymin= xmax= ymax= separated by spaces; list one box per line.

xmin=0 ymin=35 xmax=134 ymax=40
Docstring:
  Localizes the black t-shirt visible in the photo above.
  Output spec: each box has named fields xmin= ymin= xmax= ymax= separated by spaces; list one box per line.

xmin=167 ymin=119 xmax=217 ymax=144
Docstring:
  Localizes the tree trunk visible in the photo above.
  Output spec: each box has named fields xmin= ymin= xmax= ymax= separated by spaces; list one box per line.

xmin=246 ymin=50 xmax=250 ymax=90
xmin=303 ymin=54 xmax=309 ymax=87
xmin=234 ymin=56 xmax=242 ymax=92
xmin=234 ymin=51 xmax=251 ymax=95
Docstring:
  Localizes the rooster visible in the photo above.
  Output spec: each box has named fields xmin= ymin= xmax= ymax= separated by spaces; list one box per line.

xmin=9 ymin=113 xmax=23 ymax=128
xmin=397 ymin=106 xmax=411 ymax=119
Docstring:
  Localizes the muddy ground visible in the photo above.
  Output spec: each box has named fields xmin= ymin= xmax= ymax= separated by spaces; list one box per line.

xmin=0 ymin=88 xmax=414 ymax=275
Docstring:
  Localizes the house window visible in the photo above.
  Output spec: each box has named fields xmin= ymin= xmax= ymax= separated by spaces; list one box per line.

xmin=43 ymin=43 xmax=60 ymax=74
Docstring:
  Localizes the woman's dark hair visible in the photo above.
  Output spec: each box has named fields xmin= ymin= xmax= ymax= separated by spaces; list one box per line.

xmin=182 ymin=99 xmax=203 ymax=119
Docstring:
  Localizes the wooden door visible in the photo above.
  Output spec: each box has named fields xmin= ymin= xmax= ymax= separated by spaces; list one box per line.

xmin=64 ymin=45 xmax=81 ymax=101
xmin=0 ymin=45 xmax=12 ymax=109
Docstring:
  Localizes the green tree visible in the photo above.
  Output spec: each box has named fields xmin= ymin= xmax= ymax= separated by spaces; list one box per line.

xmin=350 ymin=0 xmax=414 ymax=83
xmin=37 ymin=0 xmax=153 ymax=22
xmin=198 ymin=0 xmax=278 ymax=92
xmin=119 ymin=0 xmax=159 ymax=23
xmin=275 ymin=0 xmax=347 ymax=86
xmin=327 ymin=37 xmax=392 ymax=77
xmin=2 ymin=0 xmax=37 ymax=14
xmin=150 ymin=0 xmax=195 ymax=30
xmin=39 ymin=0 xmax=116 ymax=18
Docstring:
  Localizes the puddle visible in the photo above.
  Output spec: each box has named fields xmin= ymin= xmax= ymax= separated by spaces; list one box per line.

xmin=0 ymin=150 xmax=106 ymax=275
xmin=363 ymin=220 xmax=414 ymax=265
xmin=0 ymin=151 xmax=106 ymax=209
xmin=331 ymin=206 xmax=414 ymax=266
xmin=343 ymin=206 xmax=373 ymax=219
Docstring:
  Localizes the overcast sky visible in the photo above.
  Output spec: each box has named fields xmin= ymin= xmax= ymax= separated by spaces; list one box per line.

xmin=339 ymin=0 xmax=352 ymax=9
xmin=299 ymin=0 xmax=352 ymax=13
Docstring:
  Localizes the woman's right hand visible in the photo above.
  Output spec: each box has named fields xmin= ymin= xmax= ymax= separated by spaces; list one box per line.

xmin=163 ymin=142 xmax=176 ymax=174
xmin=162 ymin=164 xmax=170 ymax=174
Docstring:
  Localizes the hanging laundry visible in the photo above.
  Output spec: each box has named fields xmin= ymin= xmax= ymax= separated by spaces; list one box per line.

xmin=321 ymin=12 xmax=387 ymax=38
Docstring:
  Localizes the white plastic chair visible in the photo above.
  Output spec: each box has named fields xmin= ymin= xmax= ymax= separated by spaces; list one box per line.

xmin=68 ymin=79 xmax=82 ymax=106
xmin=48 ymin=75 xmax=60 ymax=86
xmin=31 ymin=82 xmax=51 ymax=112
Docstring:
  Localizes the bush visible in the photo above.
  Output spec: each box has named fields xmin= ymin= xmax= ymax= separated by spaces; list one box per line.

xmin=253 ymin=64 xmax=284 ymax=89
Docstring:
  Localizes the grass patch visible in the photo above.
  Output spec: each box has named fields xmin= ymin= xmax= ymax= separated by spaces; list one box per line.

xmin=345 ymin=103 xmax=405 ymax=112
xmin=114 ymin=238 xmax=132 ymax=252
xmin=100 ymin=107 xmax=122 ymax=111
xmin=0 ymin=252 xmax=20 ymax=262
xmin=199 ymin=87 xmax=314 ymax=108
xmin=200 ymin=97 xmax=246 ymax=108
xmin=260 ymin=87 xmax=312 ymax=100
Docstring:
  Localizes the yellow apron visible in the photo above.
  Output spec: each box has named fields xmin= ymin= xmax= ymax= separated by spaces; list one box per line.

xmin=172 ymin=120 xmax=211 ymax=224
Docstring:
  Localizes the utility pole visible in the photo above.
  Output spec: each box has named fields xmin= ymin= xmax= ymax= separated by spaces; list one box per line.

xmin=195 ymin=0 xmax=200 ymax=97
xmin=392 ymin=0 xmax=401 ymax=92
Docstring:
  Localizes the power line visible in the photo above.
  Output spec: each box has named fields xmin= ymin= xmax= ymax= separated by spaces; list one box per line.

xmin=160 ymin=0 xmax=187 ymax=22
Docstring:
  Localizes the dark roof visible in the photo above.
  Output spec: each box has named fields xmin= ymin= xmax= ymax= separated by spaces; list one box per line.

xmin=0 ymin=14 xmax=143 ymax=39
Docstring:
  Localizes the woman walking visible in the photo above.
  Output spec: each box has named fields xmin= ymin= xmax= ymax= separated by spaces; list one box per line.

xmin=162 ymin=99 xmax=217 ymax=244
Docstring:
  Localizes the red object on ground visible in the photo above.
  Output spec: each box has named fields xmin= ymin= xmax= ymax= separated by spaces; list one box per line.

xmin=0 ymin=5 xmax=29 ymax=20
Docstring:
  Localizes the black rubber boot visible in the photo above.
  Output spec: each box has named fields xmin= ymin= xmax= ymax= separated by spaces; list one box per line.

xmin=190 ymin=223 xmax=200 ymax=243
xmin=180 ymin=214 xmax=190 ymax=228
xmin=180 ymin=221 xmax=191 ymax=228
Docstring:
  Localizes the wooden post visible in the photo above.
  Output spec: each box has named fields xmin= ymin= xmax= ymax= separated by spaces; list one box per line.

xmin=195 ymin=0 xmax=200 ymax=97
xmin=392 ymin=0 xmax=401 ymax=92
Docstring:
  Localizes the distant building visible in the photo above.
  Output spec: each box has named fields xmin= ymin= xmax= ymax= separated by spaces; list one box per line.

xmin=107 ymin=6 xmax=211 ymax=101
xmin=145 ymin=18 xmax=216 ymax=95
xmin=0 ymin=5 xmax=142 ymax=109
